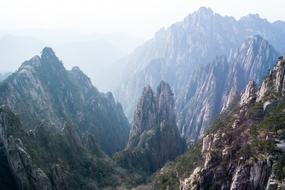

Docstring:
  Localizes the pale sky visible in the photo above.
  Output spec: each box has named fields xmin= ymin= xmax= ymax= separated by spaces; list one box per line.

xmin=0 ymin=0 xmax=284 ymax=38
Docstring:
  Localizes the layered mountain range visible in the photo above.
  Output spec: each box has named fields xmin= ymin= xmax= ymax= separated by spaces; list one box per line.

xmin=150 ymin=51 xmax=285 ymax=190
xmin=1 ymin=6 xmax=285 ymax=190
xmin=0 ymin=49 xmax=187 ymax=189
xmin=116 ymin=7 xmax=284 ymax=144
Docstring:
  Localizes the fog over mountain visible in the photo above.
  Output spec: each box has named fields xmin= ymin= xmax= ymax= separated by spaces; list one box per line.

xmin=116 ymin=7 xmax=285 ymax=144
xmin=0 ymin=4 xmax=285 ymax=190
xmin=0 ymin=31 xmax=143 ymax=91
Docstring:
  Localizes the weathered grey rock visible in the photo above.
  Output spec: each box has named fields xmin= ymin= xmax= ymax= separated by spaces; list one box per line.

xmin=127 ymin=85 xmax=157 ymax=148
xmin=116 ymin=81 xmax=186 ymax=173
xmin=257 ymin=57 xmax=285 ymax=101
xmin=202 ymin=135 xmax=213 ymax=153
xmin=177 ymin=35 xmax=278 ymax=144
xmin=221 ymin=88 xmax=238 ymax=111
xmin=180 ymin=167 xmax=202 ymax=190
xmin=30 ymin=168 xmax=52 ymax=190
xmin=240 ymin=80 xmax=257 ymax=106
xmin=49 ymin=164 xmax=67 ymax=190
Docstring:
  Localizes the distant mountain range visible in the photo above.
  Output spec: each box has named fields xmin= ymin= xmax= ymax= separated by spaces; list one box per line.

xmin=116 ymin=7 xmax=284 ymax=144
xmin=176 ymin=35 xmax=278 ymax=143
xmin=0 ymin=7 xmax=285 ymax=190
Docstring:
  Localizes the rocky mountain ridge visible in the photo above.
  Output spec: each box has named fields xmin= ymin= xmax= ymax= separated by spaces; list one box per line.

xmin=116 ymin=7 xmax=285 ymax=120
xmin=177 ymin=35 xmax=279 ymax=143
xmin=0 ymin=47 xmax=129 ymax=155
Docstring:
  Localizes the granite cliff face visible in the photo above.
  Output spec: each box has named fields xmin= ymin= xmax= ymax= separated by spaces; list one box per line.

xmin=151 ymin=55 xmax=285 ymax=190
xmin=177 ymin=35 xmax=278 ymax=143
xmin=115 ymin=81 xmax=186 ymax=174
xmin=0 ymin=47 xmax=129 ymax=155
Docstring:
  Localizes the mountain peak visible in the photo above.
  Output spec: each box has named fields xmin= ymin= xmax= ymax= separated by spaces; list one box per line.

xmin=142 ymin=85 xmax=154 ymax=97
xmin=246 ymin=13 xmax=261 ymax=19
xmin=240 ymin=13 xmax=269 ymax=24
xmin=70 ymin=66 xmax=94 ymax=91
xmin=38 ymin=47 xmax=65 ymax=72
xmin=118 ymin=82 xmax=185 ymax=173
xmin=239 ymin=35 xmax=270 ymax=52
xmin=238 ymin=35 xmax=274 ymax=56
xmin=248 ymin=34 xmax=266 ymax=43
xmin=196 ymin=7 xmax=214 ymax=15
xmin=129 ymin=85 xmax=156 ymax=144
xmin=41 ymin=47 xmax=56 ymax=59
xmin=157 ymin=80 xmax=172 ymax=95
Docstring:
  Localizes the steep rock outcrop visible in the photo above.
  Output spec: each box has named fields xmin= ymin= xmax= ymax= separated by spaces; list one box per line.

xmin=49 ymin=164 xmax=67 ymax=190
xmin=115 ymin=81 xmax=186 ymax=173
xmin=240 ymin=80 xmax=257 ymax=106
xmin=257 ymin=55 xmax=285 ymax=101
xmin=127 ymin=86 xmax=157 ymax=147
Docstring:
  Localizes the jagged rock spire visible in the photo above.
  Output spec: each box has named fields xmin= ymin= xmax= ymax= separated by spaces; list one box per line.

xmin=240 ymin=80 xmax=257 ymax=106
xmin=128 ymin=85 xmax=157 ymax=147
xmin=119 ymin=81 xmax=186 ymax=173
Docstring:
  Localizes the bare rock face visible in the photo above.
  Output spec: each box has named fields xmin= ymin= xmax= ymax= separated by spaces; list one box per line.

xmin=180 ymin=167 xmax=203 ymax=190
xmin=240 ymin=80 xmax=257 ymax=106
xmin=127 ymin=86 xmax=157 ymax=148
xmin=221 ymin=88 xmax=238 ymax=111
xmin=177 ymin=35 xmax=278 ymax=144
xmin=49 ymin=164 xmax=67 ymax=190
xmin=116 ymin=81 xmax=186 ymax=173
xmin=202 ymin=134 xmax=213 ymax=153
xmin=229 ymin=160 xmax=272 ymax=190
xmin=180 ymin=131 xmax=273 ymax=190
xmin=257 ymin=56 xmax=285 ymax=101
xmin=156 ymin=81 xmax=176 ymax=126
